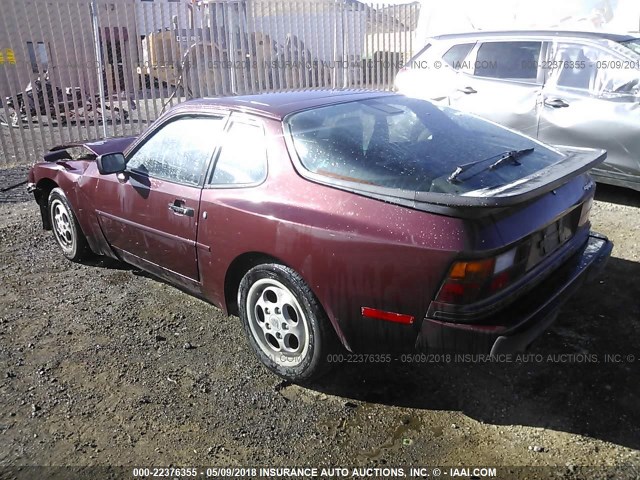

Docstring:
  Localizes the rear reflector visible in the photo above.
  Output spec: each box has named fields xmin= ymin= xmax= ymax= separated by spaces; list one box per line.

xmin=361 ymin=307 xmax=415 ymax=325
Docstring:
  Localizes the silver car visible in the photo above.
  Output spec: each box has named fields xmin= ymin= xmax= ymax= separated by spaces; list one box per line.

xmin=396 ymin=30 xmax=640 ymax=191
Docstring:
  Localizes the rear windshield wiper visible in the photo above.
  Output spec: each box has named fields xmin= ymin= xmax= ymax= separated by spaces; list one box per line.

xmin=448 ymin=148 xmax=535 ymax=183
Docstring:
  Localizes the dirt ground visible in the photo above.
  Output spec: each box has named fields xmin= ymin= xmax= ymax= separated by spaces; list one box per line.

xmin=0 ymin=175 xmax=639 ymax=479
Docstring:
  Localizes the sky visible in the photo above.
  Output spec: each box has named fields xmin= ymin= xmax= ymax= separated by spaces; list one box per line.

xmin=362 ymin=0 xmax=417 ymax=4
xmin=400 ymin=0 xmax=638 ymax=35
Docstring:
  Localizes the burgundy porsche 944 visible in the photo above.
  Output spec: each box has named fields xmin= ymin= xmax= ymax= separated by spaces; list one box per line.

xmin=27 ymin=90 xmax=612 ymax=381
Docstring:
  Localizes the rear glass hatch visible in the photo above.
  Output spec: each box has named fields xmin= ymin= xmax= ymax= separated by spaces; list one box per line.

xmin=284 ymin=95 xmax=606 ymax=212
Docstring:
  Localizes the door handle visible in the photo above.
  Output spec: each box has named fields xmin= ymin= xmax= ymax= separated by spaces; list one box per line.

xmin=458 ymin=86 xmax=477 ymax=94
xmin=168 ymin=200 xmax=194 ymax=217
xmin=544 ymin=98 xmax=569 ymax=108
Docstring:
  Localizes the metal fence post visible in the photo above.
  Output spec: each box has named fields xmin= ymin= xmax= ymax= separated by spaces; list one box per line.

xmin=341 ymin=0 xmax=347 ymax=88
xmin=90 ymin=0 xmax=108 ymax=138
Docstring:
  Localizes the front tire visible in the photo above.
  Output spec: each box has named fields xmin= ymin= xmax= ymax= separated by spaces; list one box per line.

xmin=238 ymin=264 xmax=336 ymax=383
xmin=48 ymin=188 xmax=90 ymax=262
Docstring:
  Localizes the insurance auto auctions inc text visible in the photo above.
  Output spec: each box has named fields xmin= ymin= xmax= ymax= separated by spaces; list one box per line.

xmin=253 ymin=467 xmax=497 ymax=477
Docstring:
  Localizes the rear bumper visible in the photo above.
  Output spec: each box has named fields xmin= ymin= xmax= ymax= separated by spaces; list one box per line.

xmin=416 ymin=232 xmax=612 ymax=354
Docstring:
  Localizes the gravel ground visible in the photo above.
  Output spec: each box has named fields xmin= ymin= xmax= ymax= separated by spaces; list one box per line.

xmin=0 ymin=174 xmax=639 ymax=478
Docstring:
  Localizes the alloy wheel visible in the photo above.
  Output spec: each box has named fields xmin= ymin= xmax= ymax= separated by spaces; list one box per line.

xmin=246 ymin=278 xmax=310 ymax=367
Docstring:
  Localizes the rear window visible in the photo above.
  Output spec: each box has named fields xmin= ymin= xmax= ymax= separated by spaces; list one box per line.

xmin=286 ymin=96 xmax=561 ymax=194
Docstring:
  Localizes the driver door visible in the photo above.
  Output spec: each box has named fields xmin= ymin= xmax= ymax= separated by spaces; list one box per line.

xmin=94 ymin=115 xmax=226 ymax=284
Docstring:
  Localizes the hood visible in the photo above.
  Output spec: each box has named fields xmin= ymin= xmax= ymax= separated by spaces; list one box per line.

xmin=82 ymin=136 xmax=137 ymax=156
xmin=44 ymin=136 xmax=137 ymax=162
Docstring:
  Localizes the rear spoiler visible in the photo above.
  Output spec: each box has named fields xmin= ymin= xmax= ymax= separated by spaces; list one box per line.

xmin=415 ymin=146 xmax=607 ymax=208
xmin=301 ymin=147 xmax=606 ymax=217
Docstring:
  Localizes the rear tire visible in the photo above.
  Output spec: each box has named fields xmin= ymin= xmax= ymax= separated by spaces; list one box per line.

xmin=48 ymin=188 xmax=90 ymax=262
xmin=238 ymin=263 xmax=336 ymax=383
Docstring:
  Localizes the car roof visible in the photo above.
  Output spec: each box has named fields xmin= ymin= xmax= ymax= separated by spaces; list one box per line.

xmin=175 ymin=90 xmax=396 ymax=121
xmin=431 ymin=30 xmax=638 ymax=43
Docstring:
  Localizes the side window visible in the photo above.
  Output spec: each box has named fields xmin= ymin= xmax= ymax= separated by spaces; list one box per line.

xmin=474 ymin=41 xmax=542 ymax=81
xmin=127 ymin=117 xmax=223 ymax=185
xmin=209 ymin=121 xmax=267 ymax=186
xmin=551 ymin=43 xmax=639 ymax=95
xmin=442 ymin=43 xmax=474 ymax=70
xmin=553 ymin=43 xmax=598 ymax=91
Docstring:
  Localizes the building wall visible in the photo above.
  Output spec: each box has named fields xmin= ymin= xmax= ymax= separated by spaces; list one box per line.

xmin=0 ymin=0 xmax=415 ymax=101
xmin=0 ymin=0 xmax=187 ymax=99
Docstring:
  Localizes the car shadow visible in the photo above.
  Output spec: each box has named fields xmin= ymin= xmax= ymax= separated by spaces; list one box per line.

xmin=595 ymin=184 xmax=640 ymax=208
xmin=309 ymin=256 xmax=640 ymax=452
xmin=84 ymin=254 xmax=209 ymax=302
xmin=84 ymin=255 xmax=174 ymax=282
xmin=83 ymin=255 xmax=134 ymax=271
xmin=81 ymin=249 xmax=639 ymax=450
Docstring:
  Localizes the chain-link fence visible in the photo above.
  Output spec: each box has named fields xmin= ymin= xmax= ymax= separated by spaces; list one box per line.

xmin=0 ymin=0 xmax=419 ymax=166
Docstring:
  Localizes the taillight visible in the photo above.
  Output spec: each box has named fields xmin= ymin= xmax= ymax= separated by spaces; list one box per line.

xmin=435 ymin=244 xmax=529 ymax=306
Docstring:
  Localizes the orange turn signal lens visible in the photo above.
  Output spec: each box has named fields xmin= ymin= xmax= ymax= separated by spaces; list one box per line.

xmin=448 ymin=259 xmax=495 ymax=280
xmin=434 ymin=246 xmax=529 ymax=310
xmin=465 ymin=259 xmax=495 ymax=276
xmin=449 ymin=262 xmax=468 ymax=279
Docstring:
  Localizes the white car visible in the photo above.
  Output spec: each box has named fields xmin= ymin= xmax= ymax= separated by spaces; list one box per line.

xmin=396 ymin=30 xmax=640 ymax=191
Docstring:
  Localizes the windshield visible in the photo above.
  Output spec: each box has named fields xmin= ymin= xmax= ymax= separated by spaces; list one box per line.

xmin=620 ymin=39 xmax=640 ymax=56
xmin=286 ymin=96 xmax=562 ymax=195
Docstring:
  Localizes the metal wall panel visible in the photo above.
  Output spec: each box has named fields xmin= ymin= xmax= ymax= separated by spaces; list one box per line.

xmin=0 ymin=0 xmax=419 ymax=166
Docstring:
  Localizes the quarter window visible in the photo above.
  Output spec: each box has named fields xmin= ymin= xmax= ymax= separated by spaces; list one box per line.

xmin=442 ymin=43 xmax=474 ymax=69
xmin=474 ymin=41 xmax=541 ymax=81
xmin=209 ymin=122 xmax=267 ymax=185
xmin=127 ymin=117 xmax=223 ymax=185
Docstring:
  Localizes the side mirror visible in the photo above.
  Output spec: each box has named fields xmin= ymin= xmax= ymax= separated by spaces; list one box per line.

xmin=96 ymin=152 xmax=126 ymax=175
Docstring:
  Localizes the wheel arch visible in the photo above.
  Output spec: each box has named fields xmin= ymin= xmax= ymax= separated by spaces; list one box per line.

xmin=223 ymin=251 xmax=349 ymax=350
xmin=34 ymin=178 xmax=59 ymax=230
xmin=224 ymin=252 xmax=288 ymax=317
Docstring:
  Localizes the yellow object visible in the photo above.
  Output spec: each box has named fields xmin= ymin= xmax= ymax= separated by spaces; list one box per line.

xmin=6 ymin=49 xmax=16 ymax=65
xmin=448 ymin=259 xmax=495 ymax=280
